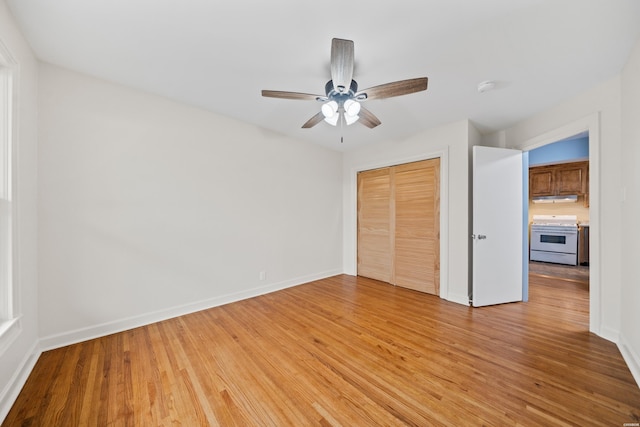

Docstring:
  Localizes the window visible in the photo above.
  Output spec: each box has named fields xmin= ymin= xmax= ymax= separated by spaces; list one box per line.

xmin=0 ymin=51 xmax=14 ymax=323
xmin=0 ymin=41 xmax=21 ymax=354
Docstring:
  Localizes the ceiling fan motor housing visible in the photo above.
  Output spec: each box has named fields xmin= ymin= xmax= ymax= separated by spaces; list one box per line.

xmin=324 ymin=79 xmax=359 ymax=106
xmin=321 ymin=79 xmax=363 ymax=125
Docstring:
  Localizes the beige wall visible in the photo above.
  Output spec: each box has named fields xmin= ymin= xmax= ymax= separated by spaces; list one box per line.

xmin=528 ymin=197 xmax=590 ymax=224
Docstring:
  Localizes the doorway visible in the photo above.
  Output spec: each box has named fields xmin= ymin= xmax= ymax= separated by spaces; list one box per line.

xmin=528 ymin=132 xmax=589 ymax=316
xmin=519 ymin=113 xmax=600 ymax=335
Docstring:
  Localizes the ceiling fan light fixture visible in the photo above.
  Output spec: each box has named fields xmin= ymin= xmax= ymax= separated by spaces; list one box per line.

xmin=324 ymin=114 xmax=339 ymax=126
xmin=322 ymin=100 xmax=340 ymax=126
xmin=321 ymin=100 xmax=338 ymax=119
xmin=344 ymin=113 xmax=360 ymax=125
xmin=344 ymin=99 xmax=361 ymax=116
xmin=343 ymin=99 xmax=361 ymax=125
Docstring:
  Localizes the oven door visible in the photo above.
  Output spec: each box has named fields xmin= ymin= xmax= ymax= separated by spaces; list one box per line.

xmin=530 ymin=226 xmax=578 ymax=254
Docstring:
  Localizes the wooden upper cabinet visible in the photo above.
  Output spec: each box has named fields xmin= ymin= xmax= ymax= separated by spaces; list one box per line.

xmin=529 ymin=161 xmax=588 ymax=197
xmin=556 ymin=163 xmax=587 ymax=195
xmin=529 ymin=168 xmax=554 ymax=196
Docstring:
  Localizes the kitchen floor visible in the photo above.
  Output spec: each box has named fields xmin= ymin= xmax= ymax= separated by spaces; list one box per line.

xmin=529 ymin=260 xmax=589 ymax=283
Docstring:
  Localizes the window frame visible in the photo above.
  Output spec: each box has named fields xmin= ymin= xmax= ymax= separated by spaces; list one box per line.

xmin=0 ymin=39 xmax=19 ymax=352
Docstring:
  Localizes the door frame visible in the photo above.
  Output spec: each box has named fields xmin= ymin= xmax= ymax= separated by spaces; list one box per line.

xmin=517 ymin=113 xmax=600 ymax=336
xmin=346 ymin=149 xmax=450 ymax=299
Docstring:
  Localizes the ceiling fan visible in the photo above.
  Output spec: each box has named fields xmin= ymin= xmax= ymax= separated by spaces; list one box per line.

xmin=262 ymin=38 xmax=428 ymax=130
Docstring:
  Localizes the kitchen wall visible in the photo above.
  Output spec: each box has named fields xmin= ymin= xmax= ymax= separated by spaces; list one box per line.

xmin=528 ymin=136 xmax=589 ymax=166
xmin=528 ymin=136 xmax=590 ymax=224
xmin=529 ymin=197 xmax=589 ymax=224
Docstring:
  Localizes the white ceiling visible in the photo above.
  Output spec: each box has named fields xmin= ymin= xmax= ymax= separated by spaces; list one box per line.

xmin=6 ymin=0 xmax=640 ymax=151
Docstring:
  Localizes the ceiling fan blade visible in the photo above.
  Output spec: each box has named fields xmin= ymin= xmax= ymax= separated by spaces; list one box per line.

xmin=302 ymin=112 xmax=325 ymax=128
xmin=356 ymin=77 xmax=428 ymax=101
xmin=330 ymin=38 xmax=354 ymax=93
xmin=358 ymin=106 xmax=382 ymax=129
xmin=262 ymin=90 xmax=323 ymax=101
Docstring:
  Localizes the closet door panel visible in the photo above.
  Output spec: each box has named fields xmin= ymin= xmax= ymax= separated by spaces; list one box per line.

xmin=394 ymin=159 xmax=440 ymax=294
xmin=357 ymin=168 xmax=393 ymax=283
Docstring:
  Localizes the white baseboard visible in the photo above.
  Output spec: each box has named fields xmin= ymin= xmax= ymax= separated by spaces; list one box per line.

xmin=598 ymin=325 xmax=620 ymax=344
xmin=39 ymin=269 xmax=341 ymax=351
xmin=0 ymin=341 xmax=41 ymax=423
xmin=446 ymin=292 xmax=470 ymax=306
xmin=618 ymin=334 xmax=640 ymax=389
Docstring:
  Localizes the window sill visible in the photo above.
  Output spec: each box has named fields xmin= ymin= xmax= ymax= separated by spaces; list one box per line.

xmin=0 ymin=317 xmax=21 ymax=357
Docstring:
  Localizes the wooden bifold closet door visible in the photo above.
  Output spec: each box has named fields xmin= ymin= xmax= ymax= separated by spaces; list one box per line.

xmin=357 ymin=158 xmax=440 ymax=295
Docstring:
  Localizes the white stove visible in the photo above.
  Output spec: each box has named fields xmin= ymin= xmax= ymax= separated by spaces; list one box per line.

xmin=530 ymin=215 xmax=579 ymax=265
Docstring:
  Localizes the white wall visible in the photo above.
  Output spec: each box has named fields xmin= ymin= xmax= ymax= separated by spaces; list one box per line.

xmin=620 ymin=37 xmax=640 ymax=386
xmin=37 ymin=63 xmax=343 ymax=348
xmin=0 ymin=1 xmax=40 ymax=421
xmin=343 ymin=119 xmax=473 ymax=305
xmin=496 ymin=77 xmax=621 ymax=341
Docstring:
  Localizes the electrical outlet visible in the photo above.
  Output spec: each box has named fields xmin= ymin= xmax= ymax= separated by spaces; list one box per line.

xmin=259 ymin=271 xmax=266 ymax=281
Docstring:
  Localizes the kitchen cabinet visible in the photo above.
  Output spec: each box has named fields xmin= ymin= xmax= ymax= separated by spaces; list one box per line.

xmin=529 ymin=161 xmax=588 ymax=197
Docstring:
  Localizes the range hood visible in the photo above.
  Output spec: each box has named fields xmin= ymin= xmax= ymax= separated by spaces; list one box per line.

xmin=532 ymin=195 xmax=578 ymax=204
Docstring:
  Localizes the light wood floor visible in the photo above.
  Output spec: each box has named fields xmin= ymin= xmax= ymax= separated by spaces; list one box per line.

xmin=4 ymin=274 xmax=639 ymax=426
xmin=529 ymin=260 xmax=590 ymax=283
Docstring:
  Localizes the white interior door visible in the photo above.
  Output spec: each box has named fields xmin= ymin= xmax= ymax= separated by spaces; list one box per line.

xmin=472 ymin=146 xmax=523 ymax=307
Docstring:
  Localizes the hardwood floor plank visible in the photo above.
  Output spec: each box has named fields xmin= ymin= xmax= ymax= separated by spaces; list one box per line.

xmin=3 ymin=274 xmax=640 ymax=426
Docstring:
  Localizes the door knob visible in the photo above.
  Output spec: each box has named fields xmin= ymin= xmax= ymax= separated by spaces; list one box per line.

xmin=478 ymin=235 xmax=487 ymax=240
